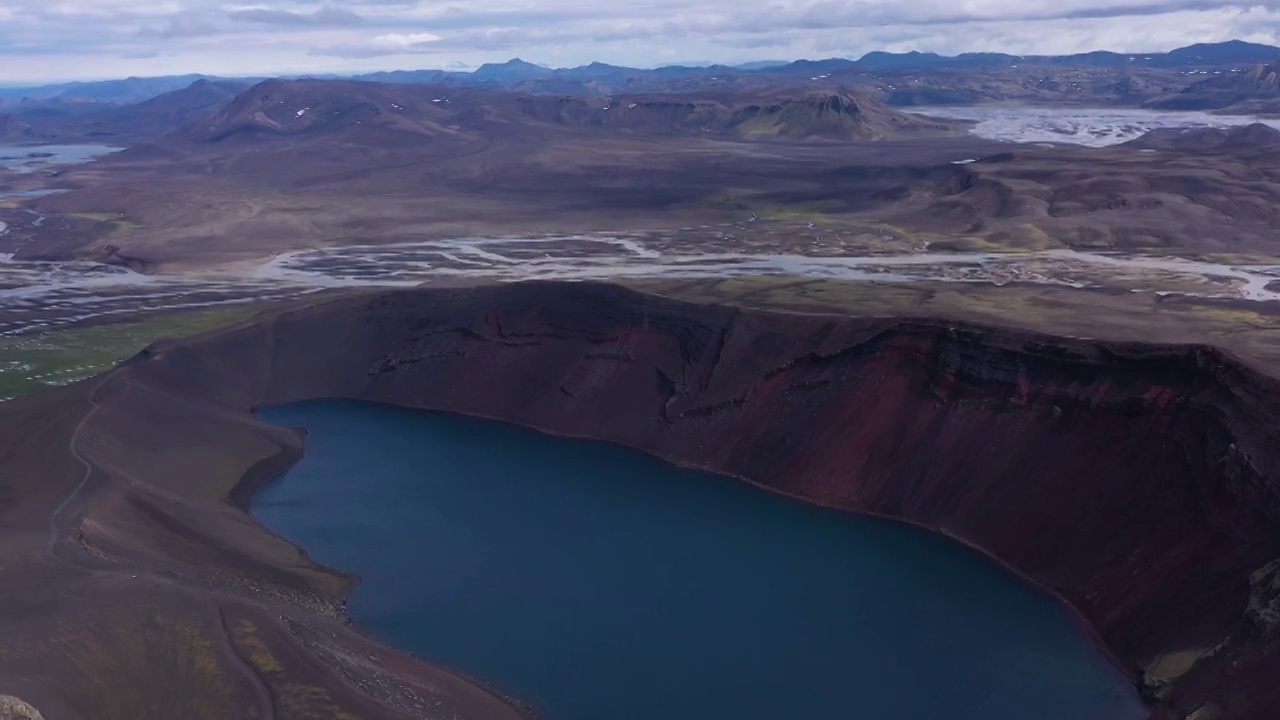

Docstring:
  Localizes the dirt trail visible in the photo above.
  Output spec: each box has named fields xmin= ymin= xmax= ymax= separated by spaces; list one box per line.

xmin=214 ymin=601 xmax=276 ymax=720
xmin=40 ymin=374 xmax=278 ymax=720
xmin=44 ymin=379 xmax=104 ymax=561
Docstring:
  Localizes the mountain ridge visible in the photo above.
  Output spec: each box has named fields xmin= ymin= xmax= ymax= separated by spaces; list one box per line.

xmin=4 ymin=40 xmax=1280 ymax=105
xmin=181 ymin=79 xmax=958 ymax=146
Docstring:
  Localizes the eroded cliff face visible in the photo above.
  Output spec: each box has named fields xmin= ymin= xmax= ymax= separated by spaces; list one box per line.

xmin=103 ymin=282 xmax=1280 ymax=719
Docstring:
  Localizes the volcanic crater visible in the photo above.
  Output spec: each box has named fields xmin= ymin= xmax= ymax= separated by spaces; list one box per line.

xmin=3 ymin=281 xmax=1279 ymax=719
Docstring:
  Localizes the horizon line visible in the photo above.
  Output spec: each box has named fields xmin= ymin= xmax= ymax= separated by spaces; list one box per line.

xmin=0 ymin=38 xmax=1275 ymax=89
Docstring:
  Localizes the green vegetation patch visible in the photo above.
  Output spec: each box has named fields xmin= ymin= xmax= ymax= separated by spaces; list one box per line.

xmin=232 ymin=620 xmax=361 ymax=720
xmin=49 ymin=606 xmax=240 ymax=720
xmin=67 ymin=211 xmax=142 ymax=233
xmin=0 ymin=305 xmax=266 ymax=400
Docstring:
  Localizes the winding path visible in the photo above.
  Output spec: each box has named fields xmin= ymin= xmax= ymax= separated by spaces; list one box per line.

xmin=214 ymin=600 xmax=277 ymax=720
xmin=41 ymin=377 xmax=278 ymax=720
xmin=44 ymin=380 xmax=104 ymax=561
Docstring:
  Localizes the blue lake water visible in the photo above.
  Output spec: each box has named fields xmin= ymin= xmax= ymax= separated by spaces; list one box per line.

xmin=0 ymin=144 xmax=119 ymax=173
xmin=254 ymin=400 xmax=1146 ymax=720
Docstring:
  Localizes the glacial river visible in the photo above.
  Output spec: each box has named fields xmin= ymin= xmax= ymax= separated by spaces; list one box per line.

xmin=254 ymin=400 xmax=1146 ymax=720
xmin=917 ymin=106 xmax=1280 ymax=146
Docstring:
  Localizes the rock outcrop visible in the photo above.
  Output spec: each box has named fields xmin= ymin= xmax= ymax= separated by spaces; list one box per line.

xmin=0 ymin=697 xmax=43 ymax=720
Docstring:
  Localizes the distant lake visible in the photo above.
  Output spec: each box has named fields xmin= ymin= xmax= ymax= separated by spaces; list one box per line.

xmin=255 ymin=400 xmax=1146 ymax=720
xmin=0 ymin=144 xmax=119 ymax=173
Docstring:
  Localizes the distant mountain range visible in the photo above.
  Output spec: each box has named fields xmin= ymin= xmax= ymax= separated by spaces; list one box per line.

xmin=4 ymin=40 xmax=1280 ymax=106
xmin=849 ymin=40 xmax=1280 ymax=71
xmin=0 ymin=73 xmax=962 ymax=146
xmin=0 ymin=74 xmax=237 ymax=104
xmin=185 ymin=80 xmax=957 ymax=146
xmin=0 ymin=79 xmax=251 ymax=141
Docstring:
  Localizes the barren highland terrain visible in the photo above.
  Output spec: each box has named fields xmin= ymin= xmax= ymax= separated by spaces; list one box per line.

xmin=7 ymin=40 xmax=1280 ymax=720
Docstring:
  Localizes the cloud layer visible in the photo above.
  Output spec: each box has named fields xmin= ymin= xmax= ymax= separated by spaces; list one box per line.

xmin=1 ymin=0 xmax=1279 ymax=82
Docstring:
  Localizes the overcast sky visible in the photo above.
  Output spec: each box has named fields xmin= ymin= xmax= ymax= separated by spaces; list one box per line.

xmin=2 ymin=0 xmax=1279 ymax=83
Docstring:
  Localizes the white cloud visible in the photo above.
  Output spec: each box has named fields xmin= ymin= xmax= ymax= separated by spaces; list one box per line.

xmin=369 ymin=31 xmax=443 ymax=47
xmin=226 ymin=5 xmax=364 ymax=26
xmin=0 ymin=0 xmax=1278 ymax=82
